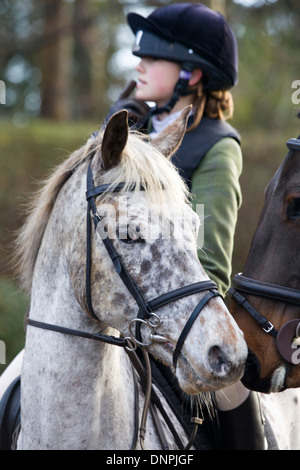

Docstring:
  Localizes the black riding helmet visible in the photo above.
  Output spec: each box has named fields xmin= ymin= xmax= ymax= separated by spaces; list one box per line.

xmin=127 ymin=3 xmax=238 ymax=114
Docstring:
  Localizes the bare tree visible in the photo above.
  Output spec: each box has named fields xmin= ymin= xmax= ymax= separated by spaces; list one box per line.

xmin=210 ymin=0 xmax=226 ymax=16
xmin=40 ymin=0 xmax=71 ymax=120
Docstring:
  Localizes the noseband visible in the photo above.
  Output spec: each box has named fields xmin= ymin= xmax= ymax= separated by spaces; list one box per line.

xmin=28 ymin=157 xmax=221 ymax=369
xmin=229 ymin=274 xmax=300 ymax=364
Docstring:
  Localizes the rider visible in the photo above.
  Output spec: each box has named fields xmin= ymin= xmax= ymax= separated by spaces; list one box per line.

xmin=108 ymin=2 xmax=241 ymax=297
xmin=106 ymin=3 xmax=266 ymax=450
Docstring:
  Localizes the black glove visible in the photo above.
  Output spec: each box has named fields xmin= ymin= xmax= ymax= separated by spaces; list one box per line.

xmin=105 ymin=80 xmax=151 ymax=127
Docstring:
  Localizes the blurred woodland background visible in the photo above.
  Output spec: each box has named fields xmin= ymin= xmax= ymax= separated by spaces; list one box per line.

xmin=0 ymin=0 xmax=299 ymax=370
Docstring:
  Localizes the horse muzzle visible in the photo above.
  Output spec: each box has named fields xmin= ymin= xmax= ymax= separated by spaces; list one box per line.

xmin=241 ymin=348 xmax=288 ymax=393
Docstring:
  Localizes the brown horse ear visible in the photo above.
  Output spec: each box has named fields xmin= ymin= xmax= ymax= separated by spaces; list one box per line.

xmin=151 ymin=105 xmax=192 ymax=159
xmin=97 ymin=110 xmax=129 ymax=170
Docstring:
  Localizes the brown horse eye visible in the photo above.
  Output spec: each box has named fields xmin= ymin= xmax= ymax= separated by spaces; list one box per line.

xmin=287 ymin=198 xmax=300 ymax=220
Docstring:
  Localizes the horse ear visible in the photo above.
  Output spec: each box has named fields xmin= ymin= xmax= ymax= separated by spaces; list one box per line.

xmin=96 ymin=110 xmax=129 ymax=170
xmin=151 ymin=105 xmax=192 ymax=159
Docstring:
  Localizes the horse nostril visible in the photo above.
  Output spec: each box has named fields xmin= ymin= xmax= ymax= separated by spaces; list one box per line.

xmin=208 ymin=346 xmax=231 ymax=376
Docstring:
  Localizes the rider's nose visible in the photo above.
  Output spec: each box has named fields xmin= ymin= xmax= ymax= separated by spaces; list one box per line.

xmin=135 ymin=59 xmax=145 ymax=73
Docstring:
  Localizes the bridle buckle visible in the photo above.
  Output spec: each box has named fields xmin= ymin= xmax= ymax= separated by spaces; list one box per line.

xmin=263 ymin=322 xmax=274 ymax=334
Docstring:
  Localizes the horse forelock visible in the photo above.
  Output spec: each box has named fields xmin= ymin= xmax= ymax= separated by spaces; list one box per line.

xmin=97 ymin=131 xmax=190 ymax=210
xmin=14 ymin=129 xmax=190 ymax=293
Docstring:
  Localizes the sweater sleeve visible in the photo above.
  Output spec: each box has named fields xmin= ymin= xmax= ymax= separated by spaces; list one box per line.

xmin=191 ymin=137 xmax=242 ymax=296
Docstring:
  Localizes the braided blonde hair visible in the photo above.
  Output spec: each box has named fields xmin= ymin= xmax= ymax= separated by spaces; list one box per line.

xmin=187 ymin=82 xmax=234 ymax=132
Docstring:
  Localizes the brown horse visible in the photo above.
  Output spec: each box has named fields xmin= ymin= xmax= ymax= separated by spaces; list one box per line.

xmin=230 ymin=136 xmax=300 ymax=393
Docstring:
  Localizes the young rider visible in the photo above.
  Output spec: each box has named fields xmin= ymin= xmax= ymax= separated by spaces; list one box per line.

xmin=107 ymin=3 xmax=266 ymax=450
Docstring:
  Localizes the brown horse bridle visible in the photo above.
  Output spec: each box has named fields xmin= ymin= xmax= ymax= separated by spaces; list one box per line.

xmin=229 ymin=137 xmax=300 ymax=366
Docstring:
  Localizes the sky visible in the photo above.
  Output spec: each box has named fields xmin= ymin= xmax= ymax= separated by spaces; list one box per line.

xmin=233 ymin=0 xmax=277 ymax=6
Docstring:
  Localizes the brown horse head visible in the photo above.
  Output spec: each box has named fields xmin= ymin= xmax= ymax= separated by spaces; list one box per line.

xmin=230 ymin=136 xmax=300 ymax=393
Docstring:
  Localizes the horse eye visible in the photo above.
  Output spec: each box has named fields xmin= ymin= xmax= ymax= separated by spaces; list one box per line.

xmin=287 ymin=198 xmax=300 ymax=220
xmin=118 ymin=224 xmax=145 ymax=244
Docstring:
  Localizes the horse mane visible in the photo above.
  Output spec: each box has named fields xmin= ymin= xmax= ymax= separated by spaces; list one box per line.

xmin=15 ymin=129 xmax=190 ymax=294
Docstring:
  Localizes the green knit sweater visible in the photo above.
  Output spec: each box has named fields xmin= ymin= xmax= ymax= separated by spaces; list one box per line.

xmin=191 ymin=137 xmax=242 ymax=297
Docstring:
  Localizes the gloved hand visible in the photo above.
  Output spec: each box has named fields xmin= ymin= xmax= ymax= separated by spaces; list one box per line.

xmin=105 ymin=80 xmax=151 ymax=127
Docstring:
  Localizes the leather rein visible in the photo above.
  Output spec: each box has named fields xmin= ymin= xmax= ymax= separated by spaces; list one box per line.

xmin=27 ymin=156 xmax=221 ymax=449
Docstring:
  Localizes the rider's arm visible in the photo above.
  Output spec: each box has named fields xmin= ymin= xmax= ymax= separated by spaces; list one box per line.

xmin=191 ymin=137 xmax=242 ymax=297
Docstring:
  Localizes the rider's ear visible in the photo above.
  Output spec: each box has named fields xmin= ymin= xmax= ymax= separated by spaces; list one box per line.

xmin=94 ymin=110 xmax=129 ymax=171
xmin=151 ymin=105 xmax=191 ymax=159
xmin=189 ymin=68 xmax=202 ymax=87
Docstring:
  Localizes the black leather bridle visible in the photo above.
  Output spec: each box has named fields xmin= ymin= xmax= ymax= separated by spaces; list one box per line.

xmin=229 ymin=273 xmax=300 ymax=365
xmin=229 ymin=273 xmax=280 ymax=339
xmin=27 ymin=155 xmax=223 ymax=449
xmin=84 ymin=158 xmax=221 ymax=369
xmin=28 ymin=157 xmax=221 ymax=369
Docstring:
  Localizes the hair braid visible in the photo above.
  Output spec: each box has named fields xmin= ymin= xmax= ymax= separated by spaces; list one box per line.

xmin=187 ymin=83 xmax=234 ymax=132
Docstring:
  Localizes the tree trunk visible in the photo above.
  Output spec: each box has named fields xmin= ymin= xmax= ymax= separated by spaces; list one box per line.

xmin=210 ymin=0 xmax=226 ymax=16
xmin=40 ymin=0 xmax=70 ymax=120
xmin=72 ymin=0 xmax=95 ymax=119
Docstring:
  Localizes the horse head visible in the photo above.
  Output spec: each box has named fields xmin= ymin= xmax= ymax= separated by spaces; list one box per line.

xmin=230 ymin=135 xmax=300 ymax=393
xmin=17 ymin=107 xmax=248 ymax=449
xmin=74 ymin=108 xmax=248 ymax=394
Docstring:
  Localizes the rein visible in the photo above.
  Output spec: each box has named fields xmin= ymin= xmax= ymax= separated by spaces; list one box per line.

xmin=27 ymin=156 xmax=222 ymax=449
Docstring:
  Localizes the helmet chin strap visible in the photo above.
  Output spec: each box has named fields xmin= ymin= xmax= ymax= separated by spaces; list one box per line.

xmin=151 ymin=64 xmax=194 ymax=116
